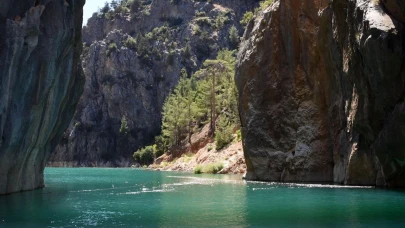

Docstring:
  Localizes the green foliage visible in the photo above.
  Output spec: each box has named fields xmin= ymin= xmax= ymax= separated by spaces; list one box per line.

xmin=152 ymin=25 xmax=169 ymax=42
xmin=194 ymin=165 xmax=202 ymax=174
xmin=236 ymin=129 xmax=242 ymax=141
xmin=124 ymin=36 xmax=137 ymax=50
xmin=228 ymin=25 xmax=239 ymax=49
xmin=101 ymin=2 xmax=110 ymax=13
xmin=195 ymin=11 xmax=206 ymax=17
xmin=215 ymin=117 xmax=234 ymax=150
xmin=104 ymin=12 xmax=112 ymax=20
xmin=193 ymin=25 xmax=201 ymax=35
xmin=241 ymin=0 xmax=274 ymax=26
xmin=108 ymin=42 xmax=118 ymax=51
xmin=240 ymin=11 xmax=253 ymax=25
xmin=161 ymin=73 xmax=201 ymax=147
xmin=259 ymin=0 xmax=274 ymax=10
xmin=194 ymin=163 xmax=224 ymax=174
xmin=196 ymin=17 xmax=213 ymax=27
xmin=110 ymin=0 xmax=118 ymax=9
xmin=215 ymin=12 xmax=230 ymax=29
xmin=119 ymin=116 xmax=129 ymax=135
xmin=154 ymin=135 xmax=168 ymax=157
xmin=160 ymin=49 xmax=239 ymax=149
xmin=133 ymin=146 xmax=154 ymax=165
xmin=152 ymin=144 xmax=164 ymax=158
xmin=207 ymin=145 xmax=213 ymax=151
xmin=182 ymin=43 xmax=192 ymax=59
xmin=196 ymin=31 xmax=211 ymax=58
xmin=128 ymin=0 xmax=141 ymax=12
xmin=135 ymin=32 xmax=152 ymax=65
xmin=203 ymin=163 xmax=224 ymax=174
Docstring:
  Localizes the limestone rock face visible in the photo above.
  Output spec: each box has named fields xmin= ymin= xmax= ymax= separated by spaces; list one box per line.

xmin=236 ymin=0 xmax=405 ymax=187
xmin=49 ymin=0 xmax=258 ymax=167
xmin=0 ymin=0 xmax=85 ymax=194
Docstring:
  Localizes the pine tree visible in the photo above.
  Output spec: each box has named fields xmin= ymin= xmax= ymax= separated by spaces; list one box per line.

xmin=160 ymin=50 xmax=238 ymax=150
xmin=228 ymin=25 xmax=239 ymax=50
xmin=110 ymin=0 xmax=118 ymax=9
xmin=101 ymin=2 xmax=110 ymax=13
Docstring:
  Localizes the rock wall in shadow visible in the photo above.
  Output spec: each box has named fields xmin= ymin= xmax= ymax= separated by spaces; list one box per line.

xmin=236 ymin=0 xmax=405 ymax=187
xmin=0 ymin=0 xmax=85 ymax=194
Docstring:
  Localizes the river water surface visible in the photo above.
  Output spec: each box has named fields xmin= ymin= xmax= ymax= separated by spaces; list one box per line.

xmin=1 ymin=168 xmax=405 ymax=227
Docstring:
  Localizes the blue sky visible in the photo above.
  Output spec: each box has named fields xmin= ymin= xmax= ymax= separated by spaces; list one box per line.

xmin=83 ymin=0 xmax=108 ymax=26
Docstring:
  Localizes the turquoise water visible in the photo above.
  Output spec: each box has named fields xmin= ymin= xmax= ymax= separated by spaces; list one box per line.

xmin=1 ymin=168 xmax=405 ymax=227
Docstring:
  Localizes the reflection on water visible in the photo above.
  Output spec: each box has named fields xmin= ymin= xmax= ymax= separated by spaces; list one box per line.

xmin=0 ymin=168 xmax=405 ymax=228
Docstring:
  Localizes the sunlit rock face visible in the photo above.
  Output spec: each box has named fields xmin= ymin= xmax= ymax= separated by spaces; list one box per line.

xmin=49 ymin=0 xmax=259 ymax=167
xmin=236 ymin=0 xmax=405 ymax=187
xmin=0 ymin=0 xmax=85 ymax=194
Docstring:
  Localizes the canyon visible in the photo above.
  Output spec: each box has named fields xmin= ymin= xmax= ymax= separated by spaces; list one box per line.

xmin=1 ymin=0 xmax=404 ymax=195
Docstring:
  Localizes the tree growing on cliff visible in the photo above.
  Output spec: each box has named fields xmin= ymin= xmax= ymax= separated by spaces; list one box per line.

xmin=161 ymin=71 xmax=201 ymax=147
xmin=119 ymin=116 xmax=129 ymax=135
xmin=101 ymin=2 xmax=111 ymax=14
xmin=159 ymin=50 xmax=238 ymax=151
xmin=228 ymin=25 xmax=239 ymax=50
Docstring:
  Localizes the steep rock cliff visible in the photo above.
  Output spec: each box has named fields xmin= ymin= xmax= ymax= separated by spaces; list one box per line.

xmin=236 ymin=0 xmax=405 ymax=186
xmin=49 ymin=0 xmax=258 ymax=167
xmin=0 ymin=0 xmax=84 ymax=194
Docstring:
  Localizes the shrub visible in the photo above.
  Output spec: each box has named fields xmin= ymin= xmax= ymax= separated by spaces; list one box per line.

xmin=228 ymin=25 xmax=239 ymax=49
xmin=119 ymin=116 xmax=129 ymax=135
xmin=203 ymin=163 xmax=224 ymax=174
xmin=215 ymin=117 xmax=234 ymax=150
xmin=154 ymin=135 xmax=168 ymax=157
xmin=108 ymin=42 xmax=118 ymax=51
xmin=195 ymin=11 xmax=206 ymax=17
xmin=194 ymin=165 xmax=203 ymax=174
xmin=240 ymin=11 xmax=253 ymax=25
xmin=133 ymin=146 xmax=154 ymax=165
xmin=259 ymin=0 xmax=274 ymax=10
xmin=207 ymin=145 xmax=213 ymax=151
xmin=194 ymin=163 xmax=224 ymax=174
xmin=193 ymin=25 xmax=201 ymax=35
xmin=196 ymin=17 xmax=213 ymax=27
xmin=104 ymin=12 xmax=112 ymax=20
xmin=215 ymin=13 xmax=229 ymax=29
xmin=124 ymin=37 xmax=137 ymax=50
xmin=182 ymin=43 xmax=192 ymax=58
xmin=236 ymin=129 xmax=242 ymax=141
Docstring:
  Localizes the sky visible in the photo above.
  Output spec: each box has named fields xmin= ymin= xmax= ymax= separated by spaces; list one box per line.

xmin=83 ymin=0 xmax=108 ymax=26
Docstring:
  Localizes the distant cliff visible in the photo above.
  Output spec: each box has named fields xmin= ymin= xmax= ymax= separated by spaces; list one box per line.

xmin=49 ymin=0 xmax=258 ymax=167
xmin=0 ymin=0 xmax=84 ymax=194
xmin=236 ymin=0 xmax=405 ymax=187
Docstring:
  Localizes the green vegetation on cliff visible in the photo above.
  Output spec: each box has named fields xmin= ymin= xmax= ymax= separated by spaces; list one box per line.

xmin=134 ymin=49 xmax=239 ymax=165
xmin=160 ymin=49 xmax=239 ymax=149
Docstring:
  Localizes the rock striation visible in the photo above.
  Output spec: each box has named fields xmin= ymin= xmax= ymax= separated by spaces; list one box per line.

xmin=236 ymin=0 xmax=405 ymax=187
xmin=0 ymin=0 xmax=85 ymax=194
xmin=49 ymin=0 xmax=258 ymax=167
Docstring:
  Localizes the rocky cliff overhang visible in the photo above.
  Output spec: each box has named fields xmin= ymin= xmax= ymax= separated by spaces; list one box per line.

xmin=0 ymin=0 xmax=85 ymax=194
